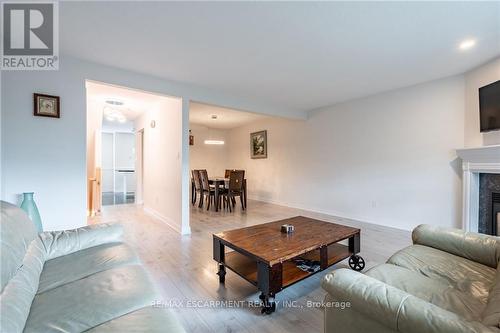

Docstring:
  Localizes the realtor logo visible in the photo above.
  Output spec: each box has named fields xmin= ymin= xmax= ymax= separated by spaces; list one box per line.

xmin=1 ymin=2 xmax=59 ymax=70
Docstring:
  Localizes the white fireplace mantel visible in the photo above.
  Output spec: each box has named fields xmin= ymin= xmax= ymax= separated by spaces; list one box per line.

xmin=456 ymin=144 xmax=500 ymax=232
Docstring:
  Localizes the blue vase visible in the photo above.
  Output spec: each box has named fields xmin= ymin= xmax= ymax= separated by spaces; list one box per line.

xmin=20 ymin=192 xmax=43 ymax=233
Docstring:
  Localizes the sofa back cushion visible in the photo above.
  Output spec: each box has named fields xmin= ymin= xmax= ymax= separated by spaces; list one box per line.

xmin=412 ymin=224 xmax=500 ymax=268
xmin=482 ymin=266 xmax=500 ymax=328
xmin=1 ymin=201 xmax=45 ymax=333
xmin=1 ymin=201 xmax=39 ymax=291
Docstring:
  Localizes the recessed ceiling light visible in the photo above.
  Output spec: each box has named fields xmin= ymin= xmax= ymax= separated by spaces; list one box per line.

xmin=459 ymin=39 xmax=476 ymax=51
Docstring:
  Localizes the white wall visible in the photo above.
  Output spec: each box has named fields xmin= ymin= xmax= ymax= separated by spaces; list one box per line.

xmin=1 ymin=56 xmax=295 ymax=232
xmin=464 ymin=56 xmax=500 ymax=147
xmin=134 ymin=99 xmax=183 ymax=233
xmin=228 ymin=76 xmax=465 ymax=230
xmin=189 ymin=124 xmax=230 ymax=177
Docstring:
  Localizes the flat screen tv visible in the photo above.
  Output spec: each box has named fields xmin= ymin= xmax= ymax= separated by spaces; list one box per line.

xmin=479 ymin=80 xmax=500 ymax=132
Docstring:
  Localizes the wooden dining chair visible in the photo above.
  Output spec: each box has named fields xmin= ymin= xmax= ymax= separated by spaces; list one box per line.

xmin=221 ymin=170 xmax=245 ymax=212
xmin=225 ymin=169 xmax=245 ymax=178
xmin=191 ymin=170 xmax=203 ymax=207
xmin=199 ymin=169 xmax=217 ymax=211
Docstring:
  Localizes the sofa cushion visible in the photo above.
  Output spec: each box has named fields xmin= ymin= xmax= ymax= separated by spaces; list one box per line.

xmin=412 ymin=224 xmax=500 ymax=269
xmin=37 ymin=242 xmax=139 ymax=293
xmin=24 ymin=265 xmax=157 ymax=333
xmin=482 ymin=266 xmax=500 ymax=328
xmin=85 ymin=306 xmax=185 ymax=332
xmin=366 ymin=263 xmax=486 ymax=321
xmin=40 ymin=223 xmax=124 ymax=261
xmin=387 ymin=244 xmax=496 ymax=303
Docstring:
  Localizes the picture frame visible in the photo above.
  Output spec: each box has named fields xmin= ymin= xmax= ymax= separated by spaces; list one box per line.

xmin=34 ymin=93 xmax=60 ymax=118
xmin=250 ymin=130 xmax=267 ymax=159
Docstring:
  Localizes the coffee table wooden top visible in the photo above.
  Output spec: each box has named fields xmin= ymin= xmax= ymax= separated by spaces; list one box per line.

xmin=213 ymin=216 xmax=359 ymax=266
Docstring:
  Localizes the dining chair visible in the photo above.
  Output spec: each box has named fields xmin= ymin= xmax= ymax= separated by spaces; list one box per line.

xmin=199 ymin=169 xmax=217 ymax=211
xmin=191 ymin=170 xmax=203 ymax=207
xmin=225 ymin=169 xmax=245 ymax=178
xmin=221 ymin=170 xmax=245 ymax=212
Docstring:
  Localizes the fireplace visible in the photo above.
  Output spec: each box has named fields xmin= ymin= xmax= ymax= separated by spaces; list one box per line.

xmin=479 ymin=174 xmax=500 ymax=235
xmin=456 ymin=144 xmax=500 ymax=234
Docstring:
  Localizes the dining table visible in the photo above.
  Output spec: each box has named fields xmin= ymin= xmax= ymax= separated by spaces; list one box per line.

xmin=191 ymin=177 xmax=247 ymax=212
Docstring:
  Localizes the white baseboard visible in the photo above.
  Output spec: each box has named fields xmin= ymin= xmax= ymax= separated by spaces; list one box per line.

xmin=143 ymin=206 xmax=183 ymax=234
xmin=247 ymin=195 xmax=413 ymax=232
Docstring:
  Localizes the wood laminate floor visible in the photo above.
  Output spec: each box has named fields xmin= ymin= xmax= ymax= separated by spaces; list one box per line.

xmin=88 ymin=200 xmax=411 ymax=333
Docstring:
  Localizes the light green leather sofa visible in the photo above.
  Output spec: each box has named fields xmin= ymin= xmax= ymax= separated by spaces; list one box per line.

xmin=322 ymin=224 xmax=500 ymax=333
xmin=0 ymin=201 xmax=185 ymax=333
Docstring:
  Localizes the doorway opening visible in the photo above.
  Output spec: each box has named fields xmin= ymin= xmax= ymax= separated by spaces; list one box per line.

xmin=101 ymin=131 xmax=136 ymax=206
xmin=86 ymin=81 xmax=184 ymax=234
xmin=188 ymin=101 xmax=273 ymax=213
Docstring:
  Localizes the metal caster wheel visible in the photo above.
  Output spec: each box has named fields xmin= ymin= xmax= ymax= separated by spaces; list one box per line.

xmin=261 ymin=301 xmax=276 ymax=314
xmin=217 ymin=264 xmax=226 ymax=283
xmin=348 ymin=255 xmax=365 ymax=271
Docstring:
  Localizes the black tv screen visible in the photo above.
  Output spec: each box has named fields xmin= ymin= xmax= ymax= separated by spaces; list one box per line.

xmin=479 ymin=80 xmax=500 ymax=132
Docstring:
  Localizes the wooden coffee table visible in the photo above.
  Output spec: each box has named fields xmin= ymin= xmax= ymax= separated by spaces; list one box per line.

xmin=213 ymin=216 xmax=364 ymax=314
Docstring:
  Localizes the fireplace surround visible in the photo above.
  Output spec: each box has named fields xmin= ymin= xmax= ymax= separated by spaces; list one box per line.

xmin=456 ymin=144 xmax=500 ymax=234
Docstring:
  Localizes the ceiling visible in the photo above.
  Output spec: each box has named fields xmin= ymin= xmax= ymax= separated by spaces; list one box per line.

xmin=86 ymin=81 xmax=173 ymax=131
xmin=62 ymin=2 xmax=500 ymax=113
xmin=190 ymin=102 xmax=269 ymax=129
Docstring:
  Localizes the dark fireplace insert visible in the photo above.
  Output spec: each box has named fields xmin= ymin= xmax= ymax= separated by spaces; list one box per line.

xmin=492 ymin=192 xmax=500 ymax=236
xmin=479 ymin=174 xmax=500 ymax=236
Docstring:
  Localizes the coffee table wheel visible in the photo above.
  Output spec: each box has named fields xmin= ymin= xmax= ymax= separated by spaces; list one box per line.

xmin=261 ymin=301 xmax=276 ymax=315
xmin=217 ymin=263 xmax=226 ymax=283
xmin=348 ymin=255 xmax=365 ymax=271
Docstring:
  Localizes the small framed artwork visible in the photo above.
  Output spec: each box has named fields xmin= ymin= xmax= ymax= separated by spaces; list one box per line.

xmin=34 ymin=93 xmax=60 ymax=118
xmin=250 ymin=130 xmax=267 ymax=159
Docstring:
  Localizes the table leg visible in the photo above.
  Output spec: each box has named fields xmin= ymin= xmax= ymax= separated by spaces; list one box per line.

xmin=213 ymin=238 xmax=225 ymax=283
xmin=319 ymin=245 xmax=328 ymax=270
xmin=348 ymin=233 xmax=365 ymax=271
xmin=215 ymin=181 xmax=219 ymax=212
xmin=348 ymin=233 xmax=360 ymax=254
xmin=257 ymin=262 xmax=282 ymax=314
xmin=191 ymin=180 xmax=195 ymax=205
xmin=244 ymin=179 xmax=247 ymax=209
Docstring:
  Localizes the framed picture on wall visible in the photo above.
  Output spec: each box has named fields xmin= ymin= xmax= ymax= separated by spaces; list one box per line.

xmin=250 ymin=130 xmax=267 ymax=159
xmin=34 ymin=93 xmax=60 ymax=118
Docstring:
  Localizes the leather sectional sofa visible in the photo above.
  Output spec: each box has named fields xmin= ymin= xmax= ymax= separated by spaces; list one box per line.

xmin=0 ymin=201 xmax=185 ymax=332
xmin=322 ymin=224 xmax=500 ymax=333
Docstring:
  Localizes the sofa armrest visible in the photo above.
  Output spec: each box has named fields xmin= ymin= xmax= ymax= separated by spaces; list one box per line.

xmin=321 ymin=269 xmax=492 ymax=333
xmin=412 ymin=224 xmax=500 ymax=268
xmin=39 ymin=223 xmax=124 ymax=260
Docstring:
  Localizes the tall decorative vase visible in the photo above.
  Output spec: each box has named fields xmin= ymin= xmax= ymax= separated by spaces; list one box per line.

xmin=20 ymin=192 xmax=43 ymax=233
